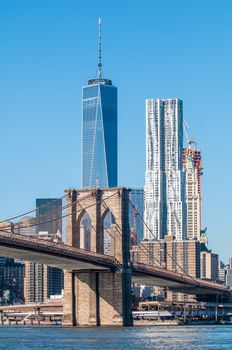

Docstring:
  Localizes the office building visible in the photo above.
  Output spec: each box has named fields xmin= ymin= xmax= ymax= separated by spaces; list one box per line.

xmin=36 ymin=198 xmax=62 ymax=235
xmin=24 ymin=199 xmax=63 ymax=303
xmin=24 ymin=262 xmax=63 ymax=303
xmin=200 ymin=250 xmax=219 ymax=281
xmin=218 ymin=261 xmax=227 ymax=284
xmin=0 ymin=257 xmax=24 ymax=305
xmin=136 ymin=235 xmax=200 ymax=277
xmin=135 ymin=240 xmax=166 ymax=268
xmin=227 ymin=270 xmax=232 ymax=288
xmin=165 ymin=235 xmax=200 ymax=278
xmin=81 ymin=19 xmax=117 ymax=188
xmin=226 ymin=258 xmax=232 ymax=288
xmin=17 ymin=216 xmax=36 ymax=236
xmin=0 ymin=222 xmax=24 ymax=304
xmin=183 ymin=147 xmax=203 ymax=240
xmin=144 ymin=98 xmax=187 ymax=241
xmin=129 ymin=189 xmax=144 ymax=242
xmin=229 ymin=257 xmax=232 ymax=270
xmin=24 ymin=232 xmax=64 ymax=303
xmin=135 ymin=235 xmax=200 ymax=301
xmin=166 ymin=235 xmax=200 ymax=302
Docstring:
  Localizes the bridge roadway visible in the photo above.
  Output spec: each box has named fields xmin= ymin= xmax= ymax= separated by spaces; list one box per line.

xmin=0 ymin=231 xmax=231 ymax=297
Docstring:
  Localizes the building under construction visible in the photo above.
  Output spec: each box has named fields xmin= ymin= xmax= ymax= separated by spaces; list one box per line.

xmin=182 ymin=147 xmax=203 ymax=240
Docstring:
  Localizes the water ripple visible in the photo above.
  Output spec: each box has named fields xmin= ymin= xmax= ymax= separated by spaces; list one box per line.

xmin=0 ymin=325 xmax=231 ymax=350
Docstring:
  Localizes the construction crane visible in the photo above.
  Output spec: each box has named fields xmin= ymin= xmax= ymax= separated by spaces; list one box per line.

xmin=183 ymin=120 xmax=196 ymax=148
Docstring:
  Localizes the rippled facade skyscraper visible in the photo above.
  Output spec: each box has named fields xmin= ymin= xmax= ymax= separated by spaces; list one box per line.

xmin=81 ymin=19 xmax=117 ymax=188
xmin=144 ymin=98 xmax=187 ymax=241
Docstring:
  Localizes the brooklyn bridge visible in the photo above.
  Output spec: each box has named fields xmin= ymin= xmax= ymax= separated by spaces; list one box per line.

xmin=0 ymin=187 xmax=231 ymax=326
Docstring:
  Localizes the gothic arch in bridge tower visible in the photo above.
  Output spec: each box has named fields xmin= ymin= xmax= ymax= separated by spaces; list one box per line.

xmin=65 ymin=188 xmax=130 ymax=259
xmin=101 ymin=207 xmax=116 ymax=256
xmin=78 ymin=211 xmax=92 ymax=251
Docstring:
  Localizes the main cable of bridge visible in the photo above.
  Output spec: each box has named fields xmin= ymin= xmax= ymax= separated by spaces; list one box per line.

xmin=15 ymin=192 xmax=95 ymax=231
xmin=0 ymin=192 xmax=92 ymax=233
xmin=15 ymin=190 xmax=162 ymax=269
xmin=0 ymin=191 xmax=124 ymax=269
xmin=0 ymin=189 xmax=159 ymax=269
xmin=0 ymin=191 xmax=98 ymax=232
xmin=0 ymin=188 xmax=197 ymax=281
xmin=0 ymin=188 xmax=202 ymax=287
xmin=128 ymin=198 xmax=200 ymax=285
xmin=0 ymin=191 xmax=120 ymax=236
xmin=0 ymin=193 xmax=68 ymax=224
xmin=85 ymin=190 xmax=157 ymax=265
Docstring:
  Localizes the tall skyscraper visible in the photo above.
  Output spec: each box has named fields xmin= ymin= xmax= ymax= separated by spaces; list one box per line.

xmin=144 ymin=99 xmax=166 ymax=240
xmin=182 ymin=147 xmax=203 ymax=240
xmin=144 ymin=98 xmax=187 ymax=241
xmin=81 ymin=18 xmax=117 ymax=188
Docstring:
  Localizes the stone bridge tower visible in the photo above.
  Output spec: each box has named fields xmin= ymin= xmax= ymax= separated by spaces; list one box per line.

xmin=63 ymin=187 xmax=133 ymax=327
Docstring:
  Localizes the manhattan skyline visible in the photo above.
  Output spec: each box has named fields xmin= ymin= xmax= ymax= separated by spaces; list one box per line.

xmin=0 ymin=0 xmax=231 ymax=261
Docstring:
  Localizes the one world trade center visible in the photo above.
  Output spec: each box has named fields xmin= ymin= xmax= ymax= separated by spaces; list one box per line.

xmin=81 ymin=18 xmax=117 ymax=188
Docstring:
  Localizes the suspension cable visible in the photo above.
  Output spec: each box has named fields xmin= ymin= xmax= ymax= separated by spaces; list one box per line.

xmin=0 ymin=192 xmax=94 ymax=231
xmin=101 ymin=198 xmax=163 ymax=268
xmin=0 ymin=193 xmax=68 ymax=223
xmin=0 ymin=191 xmax=118 ymax=233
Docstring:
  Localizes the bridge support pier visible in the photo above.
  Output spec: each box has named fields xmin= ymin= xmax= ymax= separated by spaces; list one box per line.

xmin=63 ymin=268 xmax=133 ymax=327
xmin=63 ymin=188 xmax=133 ymax=327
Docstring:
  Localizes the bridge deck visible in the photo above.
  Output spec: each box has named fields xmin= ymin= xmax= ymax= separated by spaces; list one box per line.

xmin=0 ymin=232 xmax=231 ymax=297
xmin=131 ymin=262 xmax=231 ymax=295
xmin=0 ymin=231 xmax=118 ymax=271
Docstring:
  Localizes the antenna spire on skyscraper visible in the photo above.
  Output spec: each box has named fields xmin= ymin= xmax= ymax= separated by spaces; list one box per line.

xmin=88 ymin=18 xmax=112 ymax=86
xmin=98 ymin=17 xmax=102 ymax=80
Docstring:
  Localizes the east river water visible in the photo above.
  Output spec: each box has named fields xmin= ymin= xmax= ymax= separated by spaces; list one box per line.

xmin=0 ymin=325 xmax=231 ymax=349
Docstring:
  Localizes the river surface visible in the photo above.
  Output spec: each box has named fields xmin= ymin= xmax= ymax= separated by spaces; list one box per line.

xmin=0 ymin=325 xmax=231 ymax=349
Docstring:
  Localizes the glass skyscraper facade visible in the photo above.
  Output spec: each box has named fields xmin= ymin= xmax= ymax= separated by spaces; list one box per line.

xmin=81 ymin=19 xmax=117 ymax=188
xmin=36 ymin=198 xmax=62 ymax=235
xmin=82 ymin=79 xmax=117 ymax=188
xmin=129 ymin=189 xmax=144 ymax=242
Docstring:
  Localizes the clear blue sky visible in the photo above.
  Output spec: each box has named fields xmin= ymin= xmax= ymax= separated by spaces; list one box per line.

xmin=0 ymin=0 xmax=231 ymax=261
